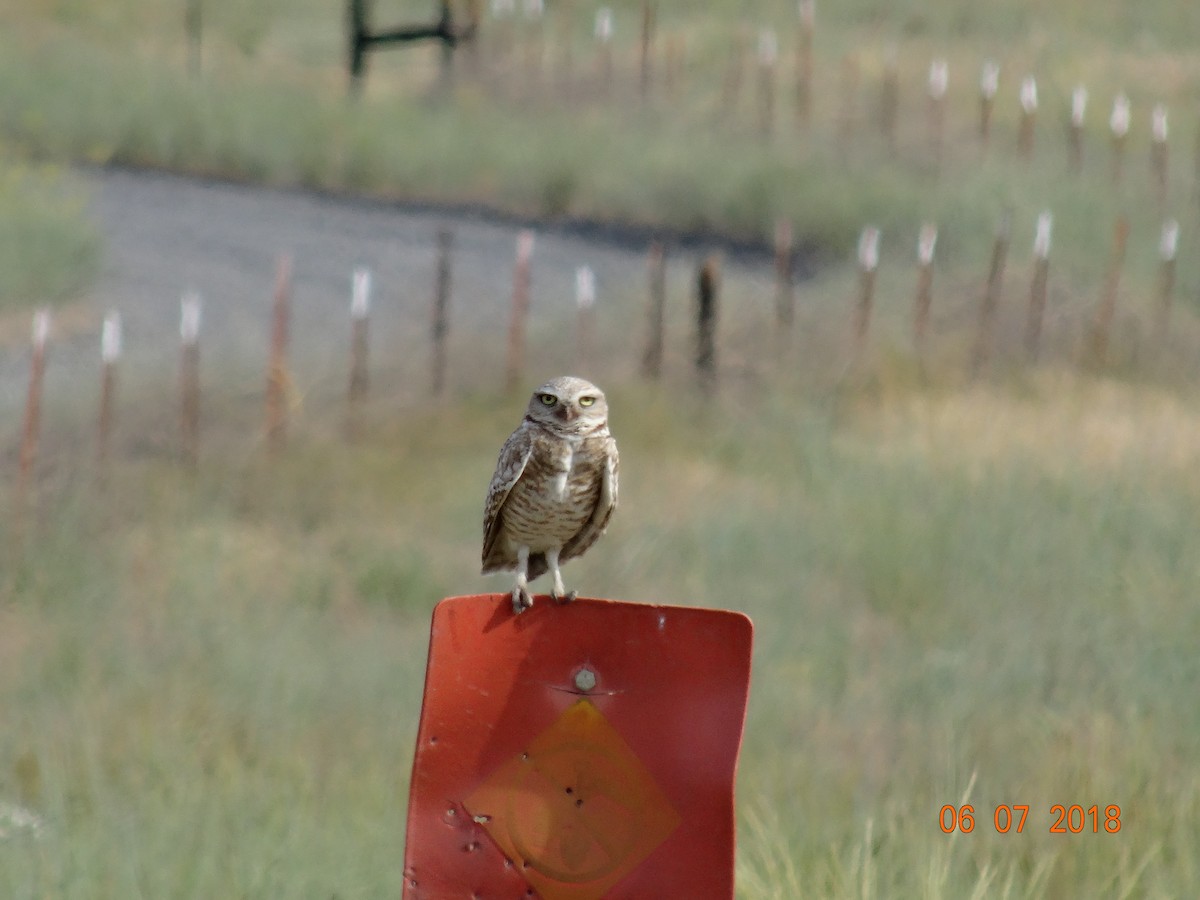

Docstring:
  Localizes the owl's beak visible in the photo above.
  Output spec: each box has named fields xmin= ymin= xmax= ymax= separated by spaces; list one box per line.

xmin=558 ymin=404 xmax=577 ymax=422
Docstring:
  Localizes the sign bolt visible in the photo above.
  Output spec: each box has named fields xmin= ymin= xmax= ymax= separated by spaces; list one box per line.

xmin=574 ymin=667 xmax=597 ymax=692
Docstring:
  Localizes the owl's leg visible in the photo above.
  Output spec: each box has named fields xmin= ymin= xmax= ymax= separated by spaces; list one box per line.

xmin=512 ymin=545 xmax=534 ymax=614
xmin=546 ymin=548 xmax=577 ymax=604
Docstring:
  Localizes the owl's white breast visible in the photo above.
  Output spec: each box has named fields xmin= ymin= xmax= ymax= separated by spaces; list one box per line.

xmin=552 ymin=440 xmax=579 ymax=501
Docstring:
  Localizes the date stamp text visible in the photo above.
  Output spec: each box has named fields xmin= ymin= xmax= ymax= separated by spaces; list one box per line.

xmin=939 ymin=804 xmax=1122 ymax=834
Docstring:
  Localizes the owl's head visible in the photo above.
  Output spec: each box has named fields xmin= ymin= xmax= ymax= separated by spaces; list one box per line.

xmin=525 ymin=376 xmax=609 ymax=433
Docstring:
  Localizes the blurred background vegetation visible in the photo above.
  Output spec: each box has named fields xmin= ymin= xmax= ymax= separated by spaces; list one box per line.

xmin=1 ymin=0 xmax=1199 ymax=267
xmin=1 ymin=0 xmax=1199 ymax=897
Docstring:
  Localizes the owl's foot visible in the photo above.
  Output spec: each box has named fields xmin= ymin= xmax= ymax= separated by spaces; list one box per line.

xmin=512 ymin=584 xmax=534 ymax=614
xmin=511 ymin=546 xmax=533 ymax=614
xmin=547 ymin=549 xmax=575 ymax=604
xmin=552 ymin=588 xmax=577 ymax=604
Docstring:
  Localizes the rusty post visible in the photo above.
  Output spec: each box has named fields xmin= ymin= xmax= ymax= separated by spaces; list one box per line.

xmin=1194 ymin=115 xmax=1200 ymax=206
xmin=641 ymin=242 xmax=666 ymax=380
xmin=554 ymin=0 xmax=574 ymax=97
xmin=836 ymin=54 xmax=859 ymax=154
xmin=506 ymin=230 xmax=535 ymax=392
xmin=265 ymin=253 xmax=292 ymax=455
xmin=96 ymin=311 xmax=121 ymax=474
xmin=979 ymin=60 xmax=999 ymax=154
xmin=489 ymin=0 xmax=516 ymax=73
xmin=347 ymin=266 xmax=371 ymax=436
xmin=463 ymin=0 xmax=483 ymax=79
xmin=594 ymin=7 xmax=613 ymax=97
xmin=521 ymin=0 xmax=545 ymax=89
xmin=971 ymin=211 xmax=1011 ymax=376
xmin=180 ymin=293 xmax=201 ymax=468
xmin=757 ymin=29 xmax=778 ymax=138
xmin=639 ymin=0 xmax=654 ymax=100
xmin=1110 ymin=93 xmax=1130 ymax=185
xmin=852 ymin=226 xmax=880 ymax=361
xmin=1068 ymin=85 xmax=1087 ymax=173
xmin=436 ymin=0 xmax=457 ymax=94
xmin=14 ymin=310 xmax=50 ymax=537
xmin=1151 ymin=104 xmax=1169 ymax=208
xmin=721 ymin=31 xmax=747 ymax=120
xmin=927 ymin=58 xmax=948 ymax=171
xmin=185 ymin=0 xmax=201 ymax=78
xmin=432 ymin=229 xmax=453 ymax=396
xmin=663 ymin=35 xmax=684 ymax=98
xmin=913 ymin=223 xmax=937 ymax=363
xmin=1017 ymin=76 xmax=1037 ymax=161
xmin=575 ymin=265 xmax=596 ymax=373
xmin=774 ymin=218 xmax=795 ymax=340
xmin=1088 ymin=215 xmax=1131 ymax=367
xmin=696 ymin=255 xmax=720 ymax=392
xmin=879 ymin=47 xmax=900 ymax=157
xmin=1153 ymin=218 xmax=1180 ymax=349
xmin=795 ymin=0 xmax=814 ymax=127
xmin=1024 ymin=212 xmax=1052 ymax=362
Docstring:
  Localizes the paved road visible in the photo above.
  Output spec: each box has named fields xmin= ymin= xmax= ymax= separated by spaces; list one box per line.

xmin=1 ymin=168 xmax=784 ymax=445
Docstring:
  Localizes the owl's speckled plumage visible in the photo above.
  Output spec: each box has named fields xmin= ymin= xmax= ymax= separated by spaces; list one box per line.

xmin=482 ymin=376 xmax=619 ymax=613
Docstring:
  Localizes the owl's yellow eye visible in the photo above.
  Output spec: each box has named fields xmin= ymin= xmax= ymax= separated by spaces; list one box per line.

xmin=539 ymin=393 xmax=557 ymax=406
xmin=579 ymin=396 xmax=595 ymax=407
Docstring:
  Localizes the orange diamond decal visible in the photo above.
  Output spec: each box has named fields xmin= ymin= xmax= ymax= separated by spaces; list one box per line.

xmin=464 ymin=699 xmax=681 ymax=900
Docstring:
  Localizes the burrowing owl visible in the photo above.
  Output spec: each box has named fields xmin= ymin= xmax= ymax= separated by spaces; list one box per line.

xmin=482 ymin=376 xmax=619 ymax=614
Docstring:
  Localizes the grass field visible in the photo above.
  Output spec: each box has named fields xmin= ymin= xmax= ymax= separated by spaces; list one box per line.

xmin=2 ymin=0 xmax=1198 ymax=343
xmin=0 ymin=155 xmax=98 ymax=312
xmin=2 ymin=373 xmax=1199 ymax=896
xmin=2 ymin=0 xmax=1199 ymax=266
xmin=2 ymin=0 xmax=1200 ymax=897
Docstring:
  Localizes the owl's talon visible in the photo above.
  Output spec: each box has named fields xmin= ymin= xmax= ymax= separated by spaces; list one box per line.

xmin=552 ymin=589 xmax=577 ymax=604
xmin=512 ymin=586 xmax=534 ymax=615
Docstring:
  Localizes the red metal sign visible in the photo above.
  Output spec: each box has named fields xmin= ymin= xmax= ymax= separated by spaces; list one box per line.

xmin=402 ymin=594 xmax=754 ymax=899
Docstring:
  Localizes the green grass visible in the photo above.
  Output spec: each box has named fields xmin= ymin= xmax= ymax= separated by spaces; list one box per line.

xmin=2 ymin=0 xmax=1200 ymax=895
xmin=2 ymin=0 xmax=1199 ymax=276
xmin=1 ymin=374 xmax=1198 ymax=896
xmin=2 ymin=0 xmax=1200 ymax=329
xmin=0 ymin=154 xmax=98 ymax=312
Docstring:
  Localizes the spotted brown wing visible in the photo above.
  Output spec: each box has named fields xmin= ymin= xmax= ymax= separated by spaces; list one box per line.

xmin=481 ymin=423 xmax=533 ymax=574
xmin=561 ymin=434 xmax=619 ymax=563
